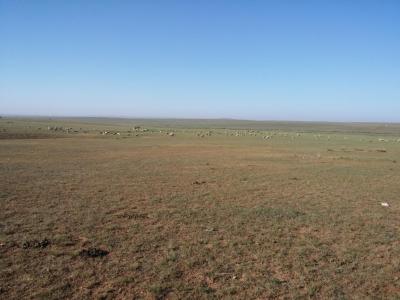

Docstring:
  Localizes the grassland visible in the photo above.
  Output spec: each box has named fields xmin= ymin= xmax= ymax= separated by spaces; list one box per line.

xmin=1 ymin=117 xmax=400 ymax=299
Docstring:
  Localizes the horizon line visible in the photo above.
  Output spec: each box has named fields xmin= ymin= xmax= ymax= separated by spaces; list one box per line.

xmin=1 ymin=114 xmax=400 ymax=125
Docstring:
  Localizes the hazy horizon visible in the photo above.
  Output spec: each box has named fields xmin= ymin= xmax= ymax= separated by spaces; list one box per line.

xmin=1 ymin=1 xmax=400 ymax=122
xmin=4 ymin=114 xmax=400 ymax=125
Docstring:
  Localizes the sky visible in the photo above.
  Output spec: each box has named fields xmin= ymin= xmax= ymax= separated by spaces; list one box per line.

xmin=1 ymin=0 xmax=400 ymax=122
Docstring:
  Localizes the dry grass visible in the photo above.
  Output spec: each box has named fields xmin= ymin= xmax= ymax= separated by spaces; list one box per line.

xmin=1 ymin=118 xmax=400 ymax=299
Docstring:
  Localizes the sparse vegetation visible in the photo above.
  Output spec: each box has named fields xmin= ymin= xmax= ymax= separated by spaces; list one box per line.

xmin=1 ymin=117 xmax=400 ymax=299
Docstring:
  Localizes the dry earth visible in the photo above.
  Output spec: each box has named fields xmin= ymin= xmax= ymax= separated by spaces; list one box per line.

xmin=1 ymin=118 xmax=400 ymax=299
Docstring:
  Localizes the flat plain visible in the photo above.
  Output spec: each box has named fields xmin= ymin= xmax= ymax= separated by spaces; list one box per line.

xmin=1 ymin=117 xmax=400 ymax=299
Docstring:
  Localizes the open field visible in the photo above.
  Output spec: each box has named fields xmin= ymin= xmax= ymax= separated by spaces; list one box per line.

xmin=1 ymin=117 xmax=400 ymax=299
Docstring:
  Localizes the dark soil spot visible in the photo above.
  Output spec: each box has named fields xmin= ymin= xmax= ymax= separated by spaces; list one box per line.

xmin=79 ymin=247 xmax=109 ymax=258
xmin=128 ymin=212 xmax=148 ymax=219
xmin=118 ymin=212 xmax=148 ymax=219
xmin=192 ymin=180 xmax=206 ymax=185
xmin=22 ymin=238 xmax=50 ymax=249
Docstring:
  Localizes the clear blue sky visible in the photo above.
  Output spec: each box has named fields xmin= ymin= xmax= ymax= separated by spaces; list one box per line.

xmin=1 ymin=0 xmax=399 ymax=121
